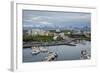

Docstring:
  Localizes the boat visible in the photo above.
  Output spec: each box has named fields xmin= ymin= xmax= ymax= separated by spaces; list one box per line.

xmin=45 ymin=52 xmax=58 ymax=61
xmin=80 ymin=49 xmax=91 ymax=59
xmin=39 ymin=47 xmax=48 ymax=52
xmin=31 ymin=47 xmax=40 ymax=55
xmin=31 ymin=50 xmax=40 ymax=55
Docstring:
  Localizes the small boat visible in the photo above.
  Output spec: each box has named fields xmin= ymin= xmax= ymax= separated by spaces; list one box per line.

xmin=39 ymin=47 xmax=48 ymax=52
xmin=31 ymin=50 xmax=40 ymax=55
xmin=45 ymin=52 xmax=58 ymax=61
xmin=80 ymin=49 xmax=91 ymax=59
xmin=31 ymin=47 xmax=40 ymax=55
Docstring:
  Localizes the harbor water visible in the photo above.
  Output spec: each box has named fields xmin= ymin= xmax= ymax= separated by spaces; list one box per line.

xmin=23 ymin=41 xmax=91 ymax=62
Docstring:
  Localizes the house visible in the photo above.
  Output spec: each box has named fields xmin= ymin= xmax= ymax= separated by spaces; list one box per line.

xmin=56 ymin=29 xmax=60 ymax=32
xmin=59 ymin=32 xmax=66 ymax=39
xmin=28 ymin=29 xmax=50 ymax=36
xmin=67 ymin=32 xmax=71 ymax=35
xmin=23 ymin=30 xmax=28 ymax=35
xmin=53 ymin=36 xmax=59 ymax=40
xmin=73 ymin=30 xmax=82 ymax=35
xmin=83 ymin=31 xmax=91 ymax=38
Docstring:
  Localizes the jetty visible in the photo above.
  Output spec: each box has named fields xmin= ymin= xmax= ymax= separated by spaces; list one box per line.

xmin=23 ymin=38 xmax=84 ymax=48
xmin=23 ymin=39 xmax=78 ymax=48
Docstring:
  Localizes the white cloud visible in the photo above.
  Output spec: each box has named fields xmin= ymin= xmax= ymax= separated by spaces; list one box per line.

xmin=23 ymin=10 xmax=91 ymax=28
xmin=25 ymin=16 xmax=41 ymax=22
xmin=23 ymin=24 xmax=33 ymax=27
xmin=31 ymin=16 xmax=41 ymax=20
xmin=38 ymin=21 xmax=52 ymax=25
xmin=24 ymin=19 xmax=32 ymax=22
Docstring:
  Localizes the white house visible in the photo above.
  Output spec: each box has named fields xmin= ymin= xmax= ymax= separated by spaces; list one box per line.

xmin=59 ymin=32 xmax=66 ymax=39
xmin=53 ymin=36 xmax=59 ymax=40
xmin=28 ymin=29 xmax=50 ymax=36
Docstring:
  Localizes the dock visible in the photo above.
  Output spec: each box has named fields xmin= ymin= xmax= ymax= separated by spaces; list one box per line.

xmin=23 ymin=41 xmax=76 ymax=48
xmin=23 ymin=38 xmax=80 ymax=48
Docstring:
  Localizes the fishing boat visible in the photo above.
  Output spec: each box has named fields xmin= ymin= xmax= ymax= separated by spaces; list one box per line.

xmin=31 ymin=47 xmax=40 ymax=55
xmin=45 ymin=52 xmax=58 ymax=61
xmin=80 ymin=49 xmax=91 ymax=59
xmin=39 ymin=47 xmax=48 ymax=52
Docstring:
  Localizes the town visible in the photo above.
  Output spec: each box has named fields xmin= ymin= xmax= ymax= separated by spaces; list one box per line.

xmin=23 ymin=28 xmax=91 ymax=61
xmin=23 ymin=28 xmax=91 ymax=45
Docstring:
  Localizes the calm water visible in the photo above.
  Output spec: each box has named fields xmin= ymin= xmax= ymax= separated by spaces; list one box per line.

xmin=23 ymin=41 xmax=91 ymax=62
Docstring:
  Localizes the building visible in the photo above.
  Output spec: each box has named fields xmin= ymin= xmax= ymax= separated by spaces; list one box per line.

xmin=28 ymin=29 xmax=50 ymax=36
xmin=56 ymin=29 xmax=60 ymax=32
xmin=27 ymin=30 xmax=32 ymax=35
xmin=73 ymin=30 xmax=82 ymax=35
xmin=67 ymin=32 xmax=71 ymax=35
xmin=53 ymin=36 xmax=59 ymax=40
xmin=53 ymin=32 xmax=70 ymax=41
xmin=23 ymin=30 xmax=28 ymax=35
xmin=83 ymin=31 xmax=91 ymax=38
xmin=59 ymin=32 xmax=66 ymax=39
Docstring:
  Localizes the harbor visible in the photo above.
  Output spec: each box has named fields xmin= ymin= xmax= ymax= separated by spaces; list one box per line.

xmin=23 ymin=41 xmax=91 ymax=62
xmin=22 ymin=9 xmax=91 ymax=62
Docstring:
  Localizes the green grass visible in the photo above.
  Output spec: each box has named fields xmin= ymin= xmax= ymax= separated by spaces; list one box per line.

xmin=23 ymin=35 xmax=54 ymax=42
xmin=23 ymin=32 xmax=91 ymax=42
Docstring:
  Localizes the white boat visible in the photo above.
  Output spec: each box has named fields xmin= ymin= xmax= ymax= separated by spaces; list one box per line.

xmin=45 ymin=52 xmax=58 ymax=61
xmin=31 ymin=50 xmax=40 ymax=55
xmin=39 ymin=47 xmax=48 ymax=52
xmin=31 ymin=47 xmax=40 ymax=55
xmin=80 ymin=49 xmax=91 ymax=59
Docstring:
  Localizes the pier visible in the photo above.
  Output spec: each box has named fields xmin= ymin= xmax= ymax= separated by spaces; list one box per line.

xmin=23 ymin=38 xmax=80 ymax=48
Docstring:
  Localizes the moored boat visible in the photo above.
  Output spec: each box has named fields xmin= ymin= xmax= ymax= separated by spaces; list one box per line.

xmin=45 ymin=52 xmax=58 ymax=61
xmin=39 ymin=47 xmax=48 ymax=52
xmin=31 ymin=47 xmax=40 ymax=55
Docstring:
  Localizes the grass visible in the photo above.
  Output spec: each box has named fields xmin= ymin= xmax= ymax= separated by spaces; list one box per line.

xmin=23 ymin=35 xmax=54 ymax=42
xmin=23 ymin=32 xmax=91 ymax=42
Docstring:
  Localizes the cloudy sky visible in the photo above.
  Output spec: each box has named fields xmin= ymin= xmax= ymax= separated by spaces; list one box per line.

xmin=22 ymin=10 xmax=91 ymax=29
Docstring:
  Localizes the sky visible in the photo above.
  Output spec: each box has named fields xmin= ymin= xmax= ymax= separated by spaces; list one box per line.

xmin=22 ymin=10 xmax=91 ymax=30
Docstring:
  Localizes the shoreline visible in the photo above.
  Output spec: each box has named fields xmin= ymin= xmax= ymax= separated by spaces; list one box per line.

xmin=23 ymin=41 xmax=76 ymax=48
